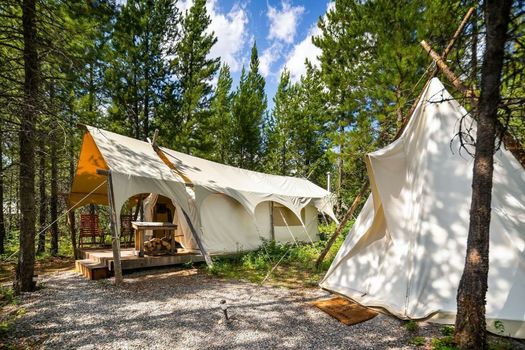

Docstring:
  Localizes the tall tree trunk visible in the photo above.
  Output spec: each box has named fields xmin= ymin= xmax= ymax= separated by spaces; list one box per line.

xmin=37 ymin=132 xmax=46 ymax=254
xmin=68 ymin=114 xmax=78 ymax=259
xmin=454 ymin=1 xmax=512 ymax=349
xmin=0 ymin=122 xmax=5 ymax=254
xmin=50 ymin=116 xmax=59 ymax=256
xmin=15 ymin=0 xmax=39 ymax=294
xmin=143 ymin=25 xmax=150 ymax=138
xmin=470 ymin=4 xmax=478 ymax=89
xmin=336 ymin=124 xmax=344 ymax=218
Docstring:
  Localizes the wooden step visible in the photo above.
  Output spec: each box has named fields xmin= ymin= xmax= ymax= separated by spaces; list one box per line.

xmin=75 ymin=259 xmax=110 ymax=280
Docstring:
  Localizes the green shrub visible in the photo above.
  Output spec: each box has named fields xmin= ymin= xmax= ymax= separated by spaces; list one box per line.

xmin=409 ymin=336 xmax=426 ymax=346
xmin=208 ymin=260 xmax=233 ymax=276
xmin=0 ymin=287 xmax=17 ymax=307
xmin=203 ymin=225 xmax=352 ymax=287
xmin=493 ymin=320 xmax=505 ymax=335
xmin=404 ymin=320 xmax=419 ymax=332
xmin=440 ymin=325 xmax=454 ymax=336
xmin=430 ymin=336 xmax=458 ymax=350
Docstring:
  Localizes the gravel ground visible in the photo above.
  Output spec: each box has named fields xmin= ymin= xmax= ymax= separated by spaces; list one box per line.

xmin=5 ymin=269 xmax=517 ymax=350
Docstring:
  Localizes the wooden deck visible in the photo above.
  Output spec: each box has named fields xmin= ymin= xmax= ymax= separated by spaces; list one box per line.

xmin=75 ymin=248 xmax=206 ymax=280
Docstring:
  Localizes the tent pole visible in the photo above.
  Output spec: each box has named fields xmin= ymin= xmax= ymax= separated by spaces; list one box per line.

xmin=270 ymin=202 xmax=275 ymax=241
xmin=420 ymin=40 xmax=525 ymax=169
xmin=96 ymin=169 xmax=123 ymax=285
xmin=315 ymin=181 xmax=368 ymax=269
xmin=315 ymin=8 xmax=476 ymax=270
xmin=395 ymin=7 xmax=475 ymax=137
xmin=181 ymin=210 xmax=213 ymax=267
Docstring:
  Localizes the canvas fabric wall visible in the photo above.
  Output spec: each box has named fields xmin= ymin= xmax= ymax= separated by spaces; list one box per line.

xmin=320 ymin=78 xmax=525 ymax=338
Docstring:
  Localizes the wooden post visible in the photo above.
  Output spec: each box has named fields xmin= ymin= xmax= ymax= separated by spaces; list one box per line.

xmin=96 ymin=169 xmax=123 ymax=285
xmin=316 ymin=181 xmax=368 ymax=269
xmin=421 ymin=40 xmax=525 ymax=169
xmin=421 ymin=40 xmax=476 ymax=101
xmin=151 ymin=129 xmax=159 ymax=147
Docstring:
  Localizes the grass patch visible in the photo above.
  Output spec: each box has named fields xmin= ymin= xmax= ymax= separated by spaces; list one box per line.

xmin=206 ymin=223 xmax=348 ymax=288
xmin=409 ymin=336 xmax=426 ymax=347
xmin=0 ymin=287 xmax=25 ymax=342
xmin=440 ymin=325 xmax=454 ymax=336
xmin=430 ymin=336 xmax=457 ymax=350
xmin=0 ymin=287 xmax=18 ymax=307
xmin=404 ymin=320 xmax=419 ymax=333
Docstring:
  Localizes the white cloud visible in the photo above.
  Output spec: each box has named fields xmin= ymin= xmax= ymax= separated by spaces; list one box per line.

xmin=177 ymin=0 xmax=249 ymax=72
xmin=280 ymin=2 xmax=334 ymax=82
xmin=259 ymin=43 xmax=282 ymax=78
xmin=267 ymin=1 xmax=305 ymax=44
xmin=283 ymin=25 xmax=321 ymax=82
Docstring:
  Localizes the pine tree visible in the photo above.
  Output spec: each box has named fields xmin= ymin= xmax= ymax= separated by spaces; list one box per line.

xmin=313 ymin=0 xmax=460 ymax=212
xmin=15 ymin=0 xmax=39 ymax=294
xmin=264 ymin=64 xmax=330 ymax=185
xmin=169 ymin=0 xmax=219 ymax=155
xmin=209 ymin=64 xmax=234 ymax=163
xmin=231 ymin=43 xmax=267 ymax=169
xmin=107 ymin=0 xmax=177 ymax=140
xmin=264 ymin=68 xmax=296 ymax=175
xmin=294 ymin=63 xmax=330 ymax=184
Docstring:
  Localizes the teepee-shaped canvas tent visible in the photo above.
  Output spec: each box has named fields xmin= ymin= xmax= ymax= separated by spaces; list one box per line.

xmin=320 ymin=78 xmax=525 ymax=338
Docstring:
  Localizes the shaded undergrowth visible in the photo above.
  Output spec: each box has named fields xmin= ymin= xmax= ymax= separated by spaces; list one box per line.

xmin=206 ymin=223 xmax=347 ymax=288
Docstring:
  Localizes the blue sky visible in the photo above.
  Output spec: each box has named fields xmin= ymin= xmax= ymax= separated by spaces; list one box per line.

xmin=178 ymin=0 xmax=332 ymax=110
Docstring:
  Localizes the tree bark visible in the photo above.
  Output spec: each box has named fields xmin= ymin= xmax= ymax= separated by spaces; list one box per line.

xmin=454 ymin=1 xmax=512 ymax=349
xmin=14 ymin=0 xmax=39 ymax=294
xmin=37 ymin=132 xmax=46 ymax=254
xmin=50 ymin=83 xmax=59 ymax=256
xmin=68 ymin=114 xmax=78 ymax=259
xmin=0 ymin=122 xmax=5 ymax=254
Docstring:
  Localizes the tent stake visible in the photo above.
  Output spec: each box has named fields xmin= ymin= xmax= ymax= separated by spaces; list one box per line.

xmin=96 ymin=168 xmax=123 ymax=285
xmin=315 ymin=8 xmax=476 ymax=270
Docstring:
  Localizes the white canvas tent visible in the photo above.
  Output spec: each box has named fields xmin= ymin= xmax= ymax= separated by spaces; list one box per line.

xmin=69 ymin=126 xmax=336 ymax=255
xmin=320 ymin=78 xmax=525 ymax=338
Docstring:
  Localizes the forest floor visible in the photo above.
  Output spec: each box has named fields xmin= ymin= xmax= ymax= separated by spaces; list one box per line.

xmin=0 ymin=256 xmax=75 ymax=284
xmin=1 ymin=266 xmax=523 ymax=350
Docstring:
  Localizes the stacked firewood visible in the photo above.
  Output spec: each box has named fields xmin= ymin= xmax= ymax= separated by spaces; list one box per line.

xmin=144 ymin=237 xmax=172 ymax=255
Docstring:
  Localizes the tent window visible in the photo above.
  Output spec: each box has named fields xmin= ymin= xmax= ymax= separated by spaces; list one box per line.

xmin=273 ymin=205 xmax=301 ymax=226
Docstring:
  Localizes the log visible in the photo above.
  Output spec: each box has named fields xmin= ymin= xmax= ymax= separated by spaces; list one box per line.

xmin=395 ymin=7 xmax=475 ymax=137
xmin=420 ymin=40 xmax=525 ymax=169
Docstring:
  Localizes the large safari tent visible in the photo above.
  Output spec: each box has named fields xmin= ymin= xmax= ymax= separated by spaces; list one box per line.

xmin=69 ymin=125 xmax=337 ymax=260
